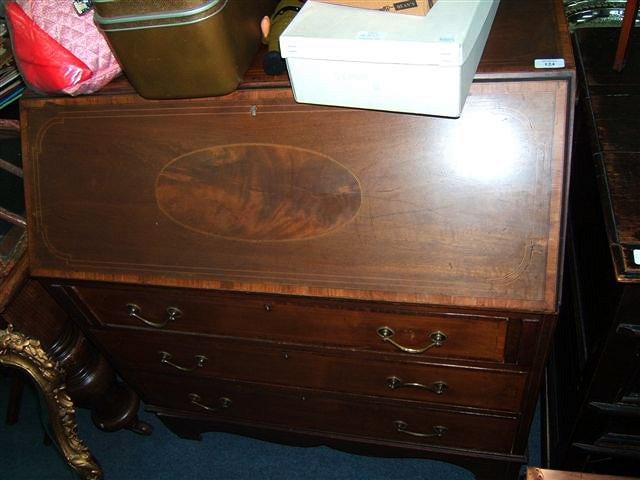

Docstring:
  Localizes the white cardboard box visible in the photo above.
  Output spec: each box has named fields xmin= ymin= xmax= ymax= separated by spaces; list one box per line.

xmin=280 ymin=0 xmax=500 ymax=117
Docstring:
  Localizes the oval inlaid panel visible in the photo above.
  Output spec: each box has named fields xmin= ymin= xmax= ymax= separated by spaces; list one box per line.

xmin=155 ymin=144 xmax=362 ymax=241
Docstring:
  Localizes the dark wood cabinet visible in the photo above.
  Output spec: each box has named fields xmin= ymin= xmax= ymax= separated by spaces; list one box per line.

xmin=19 ymin=1 xmax=575 ymax=478
xmin=544 ymin=28 xmax=640 ymax=476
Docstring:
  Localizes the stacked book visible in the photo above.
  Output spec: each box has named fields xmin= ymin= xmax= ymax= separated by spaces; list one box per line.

xmin=0 ymin=21 xmax=24 ymax=110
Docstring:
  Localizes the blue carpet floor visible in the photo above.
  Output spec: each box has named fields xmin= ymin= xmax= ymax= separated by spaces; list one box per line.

xmin=0 ymin=373 xmax=540 ymax=480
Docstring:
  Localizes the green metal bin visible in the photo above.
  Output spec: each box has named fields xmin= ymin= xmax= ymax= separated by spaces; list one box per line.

xmin=94 ymin=0 xmax=278 ymax=99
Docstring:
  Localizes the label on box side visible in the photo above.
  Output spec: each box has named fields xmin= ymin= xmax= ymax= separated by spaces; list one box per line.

xmin=534 ymin=58 xmax=565 ymax=69
xmin=356 ymin=31 xmax=386 ymax=40
xmin=394 ymin=0 xmax=418 ymax=11
xmin=634 ymin=249 xmax=640 ymax=265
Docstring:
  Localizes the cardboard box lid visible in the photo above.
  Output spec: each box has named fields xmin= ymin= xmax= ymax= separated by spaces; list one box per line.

xmin=280 ymin=0 xmax=499 ymax=67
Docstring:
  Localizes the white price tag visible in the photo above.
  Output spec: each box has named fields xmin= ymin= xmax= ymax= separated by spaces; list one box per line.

xmin=534 ymin=58 xmax=565 ymax=69
xmin=73 ymin=0 xmax=93 ymax=15
xmin=634 ymin=249 xmax=640 ymax=266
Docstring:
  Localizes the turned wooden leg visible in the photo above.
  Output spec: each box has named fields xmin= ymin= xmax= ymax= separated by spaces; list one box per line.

xmin=0 ymin=324 xmax=102 ymax=480
xmin=2 ymin=280 xmax=152 ymax=435
xmin=49 ymin=319 xmax=152 ymax=436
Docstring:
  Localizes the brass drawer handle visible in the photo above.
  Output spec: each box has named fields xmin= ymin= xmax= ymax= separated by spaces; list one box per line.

xmin=377 ymin=327 xmax=447 ymax=354
xmin=159 ymin=351 xmax=207 ymax=372
xmin=126 ymin=303 xmax=183 ymax=329
xmin=188 ymin=393 xmax=232 ymax=413
xmin=394 ymin=421 xmax=448 ymax=438
xmin=386 ymin=376 xmax=448 ymax=395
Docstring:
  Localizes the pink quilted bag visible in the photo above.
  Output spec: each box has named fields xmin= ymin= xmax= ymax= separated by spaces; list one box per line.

xmin=6 ymin=0 xmax=121 ymax=95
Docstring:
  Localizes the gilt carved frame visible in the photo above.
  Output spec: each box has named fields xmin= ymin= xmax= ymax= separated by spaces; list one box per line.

xmin=0 ymin=324 xmax=102 ymax=480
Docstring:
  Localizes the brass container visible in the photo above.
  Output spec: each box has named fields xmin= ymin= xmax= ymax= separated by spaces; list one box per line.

xmin=94 ymin=0 xmax=278 ymax=99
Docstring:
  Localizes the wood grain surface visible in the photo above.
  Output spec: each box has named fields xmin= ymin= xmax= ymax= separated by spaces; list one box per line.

xmin=23 ymin=80 xmax=569 ymax=312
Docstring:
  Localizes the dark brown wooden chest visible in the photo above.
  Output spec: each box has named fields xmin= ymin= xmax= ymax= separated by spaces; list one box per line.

xmin=19 ymin=1 xmax=575 ymax=478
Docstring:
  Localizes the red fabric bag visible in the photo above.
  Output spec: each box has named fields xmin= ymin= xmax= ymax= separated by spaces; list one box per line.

xmin=6 ymin=1 xmax=121 ymax=95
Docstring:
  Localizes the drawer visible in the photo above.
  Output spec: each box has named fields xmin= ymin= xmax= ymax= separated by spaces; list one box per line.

xmin=127 ymin=371 xmax=518 ymax=454
xmin=90 ymin=329 xmax=525 ymax=412
xmin=70 ymin=284 xmax=509 ymax=362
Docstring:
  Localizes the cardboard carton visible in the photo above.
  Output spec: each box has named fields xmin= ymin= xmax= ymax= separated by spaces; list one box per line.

xmin=280 ymin=0 xmax=500 ymax=117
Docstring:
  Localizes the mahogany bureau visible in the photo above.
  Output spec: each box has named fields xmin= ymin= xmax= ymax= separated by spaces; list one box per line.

xmin=19 ymin=1 xmax=575 ymax=478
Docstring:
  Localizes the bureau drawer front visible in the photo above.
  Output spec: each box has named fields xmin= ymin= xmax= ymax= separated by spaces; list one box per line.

xmin=91 ymin=329 xmax=525 ymax=412
xmin=127 ymin=372 xmax=518 ymax=454
xmin=72 ymin=284 xmax=508 ymax=362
